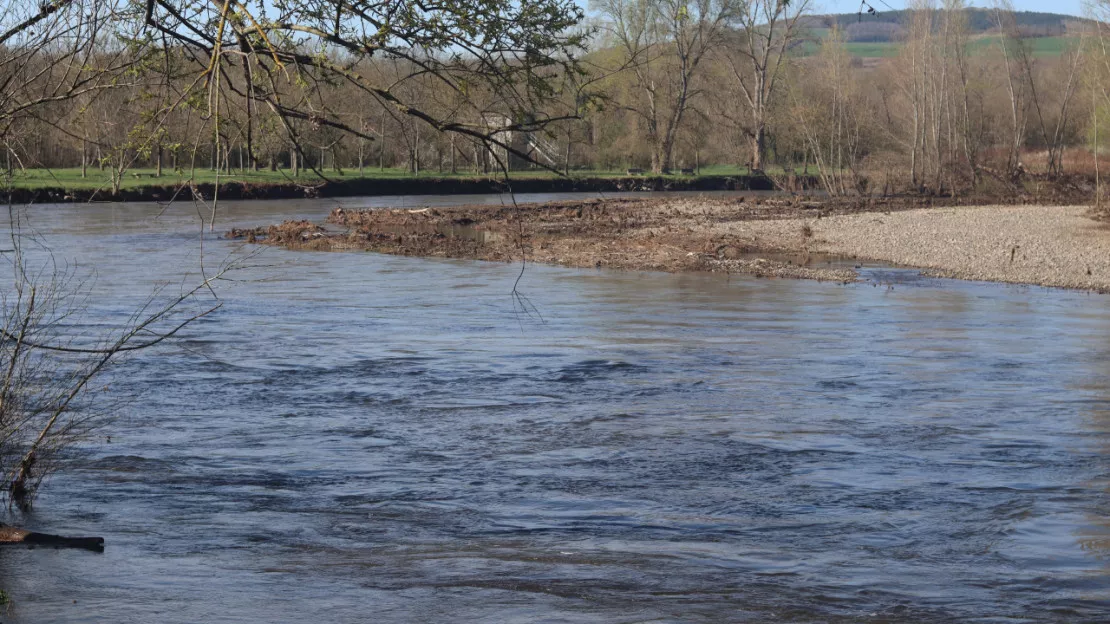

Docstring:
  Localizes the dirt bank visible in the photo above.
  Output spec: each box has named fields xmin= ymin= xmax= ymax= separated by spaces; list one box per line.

xmin=5 ymin=174 xmax=782 ymax=204
xmin=228 ymin=194 xmax=1110 ymax=292
xmin=228 ymin=196 xmax=932 ymax=284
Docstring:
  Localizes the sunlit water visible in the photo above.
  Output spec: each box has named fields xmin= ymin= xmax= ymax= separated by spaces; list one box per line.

xmin=1 ymin=193 xmax=1109 ymax=622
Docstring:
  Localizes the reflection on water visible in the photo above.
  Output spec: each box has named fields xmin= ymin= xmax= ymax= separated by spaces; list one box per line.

xmin=1 ymin=194 xmax=1109 ymax=622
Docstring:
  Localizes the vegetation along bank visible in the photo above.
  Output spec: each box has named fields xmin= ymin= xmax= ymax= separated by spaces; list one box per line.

xmin=2 ymin=173 xmax=784 ymax=204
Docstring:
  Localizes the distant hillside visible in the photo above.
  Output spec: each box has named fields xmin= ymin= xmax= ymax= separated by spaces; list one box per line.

xmin=814 ymin=8 xmax=1088 ymax=38
xmin=801 ymin=9 xmax=1089 ymax=58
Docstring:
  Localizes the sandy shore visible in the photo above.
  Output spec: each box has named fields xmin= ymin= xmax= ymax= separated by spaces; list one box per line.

xmin=231 ymin=197 xmax=1110 ymax=292
xmin=725 ymin=204 xmax=1110 ymax=292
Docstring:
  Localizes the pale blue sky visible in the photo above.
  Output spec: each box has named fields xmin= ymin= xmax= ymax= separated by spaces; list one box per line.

xmin=813 ymin=0 xmax=1089 ymax=17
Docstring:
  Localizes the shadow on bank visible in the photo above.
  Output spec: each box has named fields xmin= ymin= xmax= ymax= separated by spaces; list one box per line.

xmin=6 ymin=174 xmax=804 ymax=204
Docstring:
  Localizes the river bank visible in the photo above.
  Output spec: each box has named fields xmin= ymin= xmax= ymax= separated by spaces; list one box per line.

xmin=724 ymin=203 xmax=1110 ymax=291
xmin=228 ymin=195 xmax=1110 ymax=292
xmin=3 ymin=174 xmax=784 ymax=204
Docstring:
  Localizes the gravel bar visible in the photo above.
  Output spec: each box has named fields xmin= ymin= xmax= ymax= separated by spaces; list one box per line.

xmin=723 ymin=204 xmax=1110 ymax=292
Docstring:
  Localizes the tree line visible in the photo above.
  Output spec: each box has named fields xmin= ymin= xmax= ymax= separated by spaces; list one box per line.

xmin=2 ymin=0 xmax=1110 ymax=197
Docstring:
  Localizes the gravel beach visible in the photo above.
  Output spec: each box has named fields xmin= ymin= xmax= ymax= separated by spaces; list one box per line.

xmin=237 ymin=198 xmax=1110 ymax=292
xmin=723 ymin=204 xmax=1110 ymax=291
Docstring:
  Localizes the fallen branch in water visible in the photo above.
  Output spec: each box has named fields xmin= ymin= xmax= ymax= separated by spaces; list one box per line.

xmin=0 ymin=525 xmax=103 ymax=551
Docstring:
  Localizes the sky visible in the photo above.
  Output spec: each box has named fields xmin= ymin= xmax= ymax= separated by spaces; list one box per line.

xmin=813 ymin=0 xmax=1089 ymax=17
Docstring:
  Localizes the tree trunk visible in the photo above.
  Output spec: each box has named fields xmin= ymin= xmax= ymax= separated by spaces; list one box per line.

xmin=1097 ymin=86 xmax=1102 ymax=212
xmin=80 ymin=140 xmax=87 ymax=178
xmin=659 ymin=136 xmax=675 ymax=174
xmin=379 ymin=111 xmax=387 ymax=172
xmin=750 ymin=124 xmax=766 ymax=172
xmin=996 ymin=10 xmax=1023 ymax=177
xmin=155 ymin=145 xmax=163 ymax=178
xmin=243 ymin=56 xmax=257 ymax=171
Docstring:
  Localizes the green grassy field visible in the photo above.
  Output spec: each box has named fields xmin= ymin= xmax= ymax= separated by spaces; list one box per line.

xmin=4 ymin=168 xmax=319 ymax=190
xmin=2 ymin=165 xmax=769 ymax=192
xmin=800 ymin=30 xmax=1077 ymax=59
xmin=967 ymin=35 xmax=1078 ymax=57
xmin=797 ymin=38 xmax=902 ymax=58
xmin=844 ymin=42 xmax=903 ymax=58
xmin=4 ymin=167 xmax=544 ymax=191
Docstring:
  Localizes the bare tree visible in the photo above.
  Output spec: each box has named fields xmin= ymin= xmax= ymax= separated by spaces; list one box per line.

xmin=790 ymin=26 xmax=871 ymax=195
xmin=139 ymin=0 xmax=589 ymax=181
xmin=0 ymin=0 xmax=241 ymax=521
xmin=992 ymin=0 xmax=1034 ymax=179
xmin=1090 ymin=0 xmax=1110 ymax=208
xmin=995 ymin=0 xmax=1083 ymax=178
xmin=0 ymin=210 xmax=231 ymax=511
xmin=594 ymin=0 xmax=738 ymax=173
xmin=0 ymin=1 xmax=150 ymax=184
xmin=720 ymin=0 xmax=810 ymax=171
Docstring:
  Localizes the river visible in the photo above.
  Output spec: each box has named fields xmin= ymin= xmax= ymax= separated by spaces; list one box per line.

xmin=1 ymin=193 xmax=1108 ymax=622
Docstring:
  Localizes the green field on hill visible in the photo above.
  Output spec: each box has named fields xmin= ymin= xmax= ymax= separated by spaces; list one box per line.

xmin=801 ymin=26 xmax=1079 ymax=59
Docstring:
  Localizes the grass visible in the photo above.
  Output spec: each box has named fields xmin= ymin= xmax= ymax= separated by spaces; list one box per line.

xmin=844 ymin=42 xmax=903 ymax=58
xmin=694 ymin=164 xmax=811 ymax=176
xmin=3 ymin=167 xmax=505 ymax=190
xmin=0 ymin=165 xmax=775 ymax=192
xmin=798 ymin=32 xmax=1078 ymax=59
xmin=967 ymin=35 xmax=1078 ymax=57
xmin=796 ymin=39 xmax=901 ymax=58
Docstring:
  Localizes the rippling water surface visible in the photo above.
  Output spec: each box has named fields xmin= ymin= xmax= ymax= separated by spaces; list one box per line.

xmin=2 ymin=194 xmax=1109 ymax=622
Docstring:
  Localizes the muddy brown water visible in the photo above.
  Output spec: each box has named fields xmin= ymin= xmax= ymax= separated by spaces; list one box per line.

xmin=2 ymin=193 xmax=1109 ymax=622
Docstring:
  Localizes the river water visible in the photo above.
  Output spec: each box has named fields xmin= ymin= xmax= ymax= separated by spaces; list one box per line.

xmin=1 ymin=193 xmax=1109 ymax=622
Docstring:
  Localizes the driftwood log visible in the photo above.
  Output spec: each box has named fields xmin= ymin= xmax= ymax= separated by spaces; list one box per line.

xmin=0 ymin=525 xmax=103 ymax=551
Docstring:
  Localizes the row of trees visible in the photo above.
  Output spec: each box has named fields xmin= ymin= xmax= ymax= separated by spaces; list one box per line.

xmin=3 ymin=1 xmax=1110 ymax=196
xmin=3 ymin=0 xmax=589 ymax=192
xmin=588 ymin=0 xmax=1109 ymax=194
